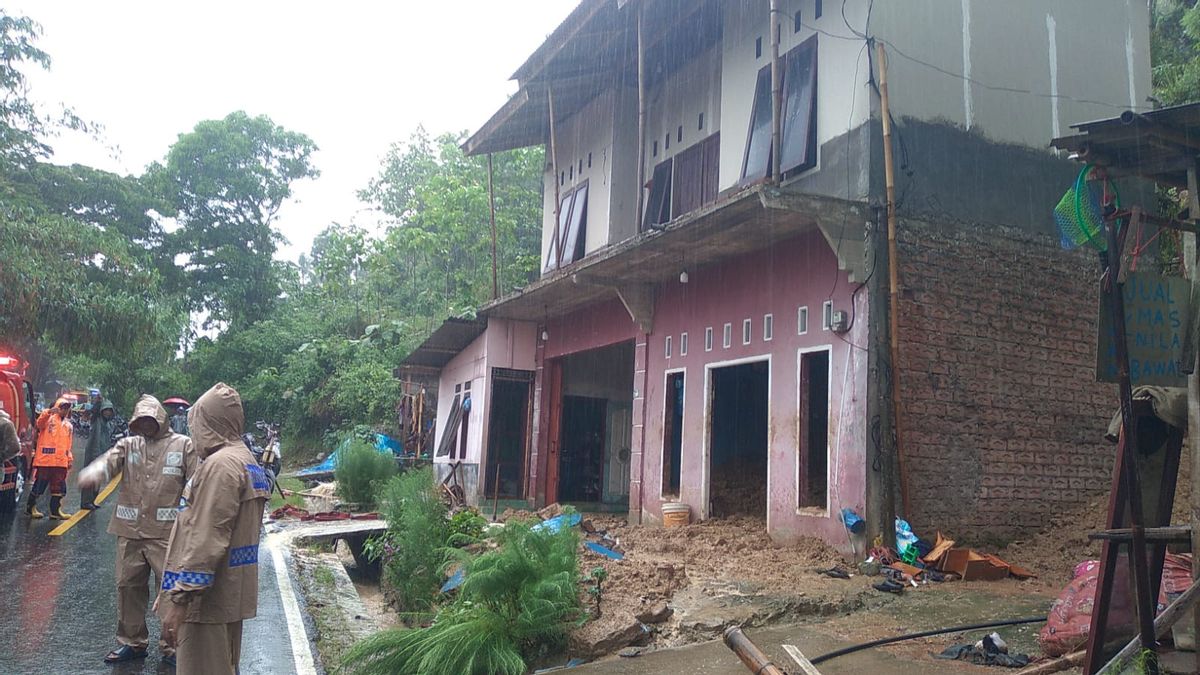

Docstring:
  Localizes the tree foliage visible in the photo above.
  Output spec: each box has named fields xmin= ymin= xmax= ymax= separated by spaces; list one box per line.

xmin=152 ymin=111 xmax=319 ymax=329
xmin=1153 ymin=0 xmax=1200 ymax=105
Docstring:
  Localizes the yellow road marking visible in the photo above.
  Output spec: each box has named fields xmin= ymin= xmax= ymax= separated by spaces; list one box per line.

xmin=48 ymin=474 xmax=122 ymax=537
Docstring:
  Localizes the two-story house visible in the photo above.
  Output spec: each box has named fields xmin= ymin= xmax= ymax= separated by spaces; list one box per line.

xmin=399 ymin=0 xmax=1151 ymax=550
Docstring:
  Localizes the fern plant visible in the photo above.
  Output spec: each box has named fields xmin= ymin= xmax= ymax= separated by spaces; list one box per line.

xmin=342 ymin=515 xmax=583 ymax=675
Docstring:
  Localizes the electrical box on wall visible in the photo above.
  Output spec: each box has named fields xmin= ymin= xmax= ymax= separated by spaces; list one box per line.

xmin=831 ymin=310 xmax=850 ymax=334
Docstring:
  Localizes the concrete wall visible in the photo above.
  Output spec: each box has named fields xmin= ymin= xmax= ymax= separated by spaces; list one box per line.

xmin=636 ymin=230 xmax=869 ymax=550
xmin=642 ymin=41 xmax=724 ymax=209
xmin=895 ymin=217 xmax=1113 ymax=546
xmin=872 ymin=0 xmax=1150 ymax=149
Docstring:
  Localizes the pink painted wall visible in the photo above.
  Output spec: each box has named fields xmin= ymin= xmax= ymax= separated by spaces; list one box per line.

xmin=529 ymin=299 xmax=640 ymax=505
xmin=435 ymin=318 xmax=538 ymax=471
xmin=638 ymin=230 xmax=870 ymax=551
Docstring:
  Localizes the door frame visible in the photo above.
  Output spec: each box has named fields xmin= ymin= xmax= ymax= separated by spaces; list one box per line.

xmin=702 ymin=354 xmax=772 ymax=523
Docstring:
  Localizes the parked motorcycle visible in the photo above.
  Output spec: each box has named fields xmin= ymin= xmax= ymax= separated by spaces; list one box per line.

xmin=242 ymin=420 xmax=282 ymax=478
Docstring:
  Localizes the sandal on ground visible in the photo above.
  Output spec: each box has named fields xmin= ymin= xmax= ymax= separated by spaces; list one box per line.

xmin=104 ymin=645 xmax=148 ymax=663
xmin=873 ymin=580 xmax=905 ymax=594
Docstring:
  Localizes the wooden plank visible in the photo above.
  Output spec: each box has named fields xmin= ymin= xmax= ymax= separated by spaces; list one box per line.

xmin=783 ymin=644 xmax=824 ymax=675
xmin=1089 ymin=526 xmax=1192 ymax=543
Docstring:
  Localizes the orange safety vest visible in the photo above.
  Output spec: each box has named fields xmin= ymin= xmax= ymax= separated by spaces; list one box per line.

xmin=33 ymin=406 xmax=73 ymax=469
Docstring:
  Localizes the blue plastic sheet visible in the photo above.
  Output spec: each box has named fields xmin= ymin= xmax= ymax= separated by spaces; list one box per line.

xmin=296 ymin=433 xmax=403 ymax=477
xmin=441 ymin=568 xmax=465 ymax=593
xmin=584 ymin=541 xmax=624 ymax=560
xmin=531 ymin=513 xmax=582 ymax=534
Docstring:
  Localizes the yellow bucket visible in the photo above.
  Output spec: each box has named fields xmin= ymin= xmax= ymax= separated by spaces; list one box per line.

xmin=662 ymin=502 xmax=690 ymax=528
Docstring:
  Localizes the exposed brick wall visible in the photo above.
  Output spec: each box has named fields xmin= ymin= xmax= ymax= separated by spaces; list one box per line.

xmin=895 ymin=218 xmax=1114 ymax=546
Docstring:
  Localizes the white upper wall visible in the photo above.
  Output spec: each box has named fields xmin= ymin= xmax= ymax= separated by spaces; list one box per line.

xmin=533 ymin=0 xmax=1151 ymax=271
xmin=872 ymin=0 xmax=1150 ymax=147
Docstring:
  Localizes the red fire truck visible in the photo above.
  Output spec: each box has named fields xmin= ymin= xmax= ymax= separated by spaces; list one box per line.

xmin=0 ymin=354 xmax=36 ymax=508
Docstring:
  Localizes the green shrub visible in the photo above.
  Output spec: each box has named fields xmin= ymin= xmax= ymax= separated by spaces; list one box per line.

xmin=447 ymin=509 xmax=487 ymax=547
xmin=335 ymin=439 xmax=398 ymax=508
xmin=342 ymin=515 xmax=583 ymax=675
xmin=369 ymin=468 xmax=449 ymax=615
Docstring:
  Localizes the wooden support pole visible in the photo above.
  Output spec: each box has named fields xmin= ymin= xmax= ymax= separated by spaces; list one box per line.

xmin=1098 ymin=576 xmax=1200 ymax=674
xmin=769 ymin=0 xmax=783 ymax=183
xmin=1186 ymin=162 xmax=1200 ymax=675
xmin=635 ymin=3 xmax=647 ymax=230
xmin=723 ymin=627 xmax=788 ymax=675
xmin=1100 ymin=204 xmax=1159 ymax=673
xmin=782 ymin=644 xmax=824 ymax=675
xmin=487 ymin=153 xmax=499 ymax=300
xmin=876 ymin=42 xmax=911 ymax=519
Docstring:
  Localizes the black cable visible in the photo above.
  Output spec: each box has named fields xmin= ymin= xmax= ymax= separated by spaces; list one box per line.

xmin=810 ymin=616 xmax=1048 ymax=665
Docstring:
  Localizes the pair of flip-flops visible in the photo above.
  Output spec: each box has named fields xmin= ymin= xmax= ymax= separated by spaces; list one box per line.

xmin=104 ymin=645 xmax=175 ymax=667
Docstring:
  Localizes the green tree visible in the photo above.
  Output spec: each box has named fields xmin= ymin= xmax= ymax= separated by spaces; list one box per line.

xmin=152 ymin=111 xmax=319 ymax=329
xmin=1153 ymin=0 xmax=1200 ymax=105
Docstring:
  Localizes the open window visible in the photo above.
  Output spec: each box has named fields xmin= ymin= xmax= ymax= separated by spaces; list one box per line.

xmin=642 ymin=159 xmax=674 ymax=230
xmin=741 ymin=36 xmax=819 ymax=181
xmin=672 ymin=132 xmax=721 ymax=219
xmin=545 ymin=181 xmax=589 ymax=272
xmin=780 ymin=37 xmax=818 ymax=174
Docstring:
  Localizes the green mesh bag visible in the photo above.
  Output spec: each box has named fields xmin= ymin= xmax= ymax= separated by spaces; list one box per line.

xmin=1054 ymin=165 xmax=1118 ymax=252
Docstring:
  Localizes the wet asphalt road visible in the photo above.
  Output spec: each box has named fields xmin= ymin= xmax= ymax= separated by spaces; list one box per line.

xmin=0 ymin=455 xmax=310 ymax=675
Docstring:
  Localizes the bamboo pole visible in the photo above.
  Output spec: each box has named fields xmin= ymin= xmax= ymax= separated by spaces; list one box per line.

xmin=723 ymin=627 xmax=788 ymax=675
xmin=487 ymin=153 xmax=499 ymax=300
xmin=1013 ymin=650 xmax=1084 ymax=675
xmin=875 ymin=42 xmax=911 ymax=519
xmin=548 ymin=87 xmax=563 ymax=267
xmin=769 ymin=0 xmax=783 ymax=182
xmin=635 ymin=4 xmax=647 ymax=230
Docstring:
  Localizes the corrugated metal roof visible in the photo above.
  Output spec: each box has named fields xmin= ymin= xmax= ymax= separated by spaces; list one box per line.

xmin=394 ymin=317 xmax=487 ymax=378
xmin=1050 ymin=102 xmax=1200 ymax=188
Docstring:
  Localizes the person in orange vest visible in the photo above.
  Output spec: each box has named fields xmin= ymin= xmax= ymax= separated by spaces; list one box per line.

xmin=27 ymin=397 xmax=74 ymax=519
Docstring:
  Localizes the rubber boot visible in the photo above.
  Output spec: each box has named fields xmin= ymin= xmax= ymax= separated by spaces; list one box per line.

xmin=49 ymin=496 xmax=72 ymax=520
xmin=26 ymin=497 xmax=42 ymax=519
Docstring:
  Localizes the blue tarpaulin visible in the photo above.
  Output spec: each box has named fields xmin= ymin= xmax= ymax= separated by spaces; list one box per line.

xmin=297 ymin=433 xmax=403 ymax=477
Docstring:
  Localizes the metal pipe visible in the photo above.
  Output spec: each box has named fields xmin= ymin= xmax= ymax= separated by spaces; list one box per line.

xmin=811 ymin=616 xmax=1047 ymax=665
xmin=488 ymin=153 xmax=499 ymax=300
xmin=769 ymin=0 xmax=783 ymax=182
xmin=723 ymin=626 xmax=787 ymax=675
xmin=876 ymin=42 xmax=912 ymax=519
xmin=635 ymin=4 xmax=647 ymax=230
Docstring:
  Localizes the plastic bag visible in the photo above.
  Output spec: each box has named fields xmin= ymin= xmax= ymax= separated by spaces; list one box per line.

xmin=895 ymin=518 xmax=918 ymax=554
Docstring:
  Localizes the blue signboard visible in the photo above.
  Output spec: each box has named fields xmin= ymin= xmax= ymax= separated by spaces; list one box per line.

xmin=1097 ymin=271 xmax=1190 ymax=387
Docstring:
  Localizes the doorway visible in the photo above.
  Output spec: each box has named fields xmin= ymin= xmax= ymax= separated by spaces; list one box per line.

xmin=485 ymin=370 xmax=532 ymax=500
xmin=546 ymin=341 xmax=634 ymax=509
xmin=708 ymin=360 xmax=769 ymax=519
xmin=662 ymin=371 xmax=685 ymax=496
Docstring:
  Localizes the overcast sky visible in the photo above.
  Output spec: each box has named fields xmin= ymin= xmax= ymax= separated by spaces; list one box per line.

xmin=14 ymin=1 xmax=571 ymax=260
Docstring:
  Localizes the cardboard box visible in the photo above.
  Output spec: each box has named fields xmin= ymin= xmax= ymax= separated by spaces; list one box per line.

xmin=939 ymin=548 xmax=1010 ymax=581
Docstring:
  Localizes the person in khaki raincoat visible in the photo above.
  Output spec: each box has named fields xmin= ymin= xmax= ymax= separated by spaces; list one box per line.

xmin=26 ymin=397 xmax=74 ymax=519
xmin=0 ymin=403 xmax=21 ymax=514
xmin=156 ymin=383 xmax=270 ymax=675
xmin=79 ymin=395 xmax=197 ymax=665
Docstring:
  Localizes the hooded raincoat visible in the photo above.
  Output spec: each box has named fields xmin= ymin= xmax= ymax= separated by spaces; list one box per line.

xmin=0 ymin=408 xmax=20 ymax=510
xmin=160 ymin=383 xmax=269 ymax=674
xmin=85 ymin=400 xmax=123 ymax=464
xmin=89 ymin=395 xmax=197 ymax=652
xmin=33 ymin=398 xmax=73 ymax=469
xmin=97 ymin=396 xmax=198 ymax=540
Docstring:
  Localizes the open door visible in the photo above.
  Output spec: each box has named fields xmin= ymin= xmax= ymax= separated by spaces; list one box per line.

xmin=544 ymin=359 xmax=563 ymax=505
